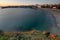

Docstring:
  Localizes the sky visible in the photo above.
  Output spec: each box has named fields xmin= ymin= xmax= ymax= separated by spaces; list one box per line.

xmin=0 ymin=0 xmax=60 ymax=6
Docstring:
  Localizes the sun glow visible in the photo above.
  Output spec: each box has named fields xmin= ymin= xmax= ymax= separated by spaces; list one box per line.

xmin=0 ymin=2 xmax=29 ymax=6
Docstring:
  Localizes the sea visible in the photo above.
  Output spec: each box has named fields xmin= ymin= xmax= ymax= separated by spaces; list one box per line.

xmin=0 ymin=8 xmax=60 ymax=34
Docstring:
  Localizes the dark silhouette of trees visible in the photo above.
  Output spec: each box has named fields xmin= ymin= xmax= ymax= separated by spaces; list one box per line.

xmin=57 ymin=4 xmax=60 ymax=9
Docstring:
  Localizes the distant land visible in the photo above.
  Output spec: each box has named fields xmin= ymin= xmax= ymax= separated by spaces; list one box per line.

xmin=0 ymin=4 xmax=60 ymax=9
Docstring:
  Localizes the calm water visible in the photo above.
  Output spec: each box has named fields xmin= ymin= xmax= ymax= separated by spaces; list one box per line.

xmin=0 ymin=8 xmax=57 ymax=34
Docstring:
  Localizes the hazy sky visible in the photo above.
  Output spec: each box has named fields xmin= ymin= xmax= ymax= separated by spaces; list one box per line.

xmin=0 ymin=0 xmax=60 ymax=5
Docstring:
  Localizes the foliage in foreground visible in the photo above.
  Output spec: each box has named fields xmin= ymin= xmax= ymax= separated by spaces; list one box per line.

xmin=0 ymin=30 xmax=60 ymax=40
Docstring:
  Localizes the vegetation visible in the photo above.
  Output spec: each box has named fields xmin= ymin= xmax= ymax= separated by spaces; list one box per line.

xmin=41 ymin=4 xmax=60 ymax=9
xmin=0 ymin=30 xmax=60 ymax=40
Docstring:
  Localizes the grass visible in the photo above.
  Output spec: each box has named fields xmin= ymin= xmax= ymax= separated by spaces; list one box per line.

xmin=0 ymin=30 xmax=60 ymax=40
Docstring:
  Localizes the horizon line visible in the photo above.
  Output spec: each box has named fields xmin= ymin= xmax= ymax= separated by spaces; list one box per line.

xmin=0 ymin=3 xmax=60 ymax=6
